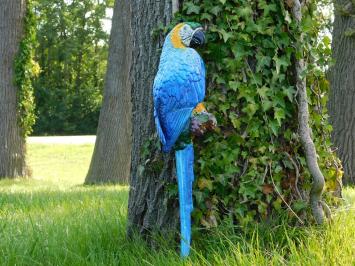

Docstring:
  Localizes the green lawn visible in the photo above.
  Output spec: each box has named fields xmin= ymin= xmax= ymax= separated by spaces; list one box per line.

xmin=0 ymin=143 xmax=354 ymax=265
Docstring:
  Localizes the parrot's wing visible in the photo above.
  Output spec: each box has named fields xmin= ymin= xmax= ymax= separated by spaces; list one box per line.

xmin=154 ymin=80 xmax=204 ymax=151
xmin=164 ymin=107 xmax=195 ymax=150
xmin=154 ymin=106 xmax=166 ymax=146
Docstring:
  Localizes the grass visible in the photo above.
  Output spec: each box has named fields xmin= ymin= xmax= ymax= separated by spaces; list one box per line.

xmin=0 ymin=143 xmax=354 ymax=265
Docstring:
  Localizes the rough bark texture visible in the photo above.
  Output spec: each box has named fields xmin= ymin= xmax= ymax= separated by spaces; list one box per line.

xmin=127 ymin=1 xmax=180 ymax=239
xmin=0 ymin=0 xmax=28 ymax=179
xmin=85 ymin=0 xmax=132 ymax=184
xmin=329 ymin=0 xmax=355 ymax=185
xmin=291 ymin=0 xmax=328 ymax=224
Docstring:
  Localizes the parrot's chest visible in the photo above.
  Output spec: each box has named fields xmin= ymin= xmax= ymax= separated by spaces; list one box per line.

xmin=157 ymin=51 xmax=202 ymax=83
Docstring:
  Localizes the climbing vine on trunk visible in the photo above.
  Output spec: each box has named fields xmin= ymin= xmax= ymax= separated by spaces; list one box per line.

xmin=169 ymin=0 xmax=342 ymax=226
xmin=14 ymin=0 xmax=39 ymax=136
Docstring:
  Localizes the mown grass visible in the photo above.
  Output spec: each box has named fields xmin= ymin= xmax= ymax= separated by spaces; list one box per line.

xmin=0 ymin=143 xmax=354 ymax=265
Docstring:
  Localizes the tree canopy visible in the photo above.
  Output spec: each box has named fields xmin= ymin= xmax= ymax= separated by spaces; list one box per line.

xmin=32 ymin=0 xmax=110 ymax=135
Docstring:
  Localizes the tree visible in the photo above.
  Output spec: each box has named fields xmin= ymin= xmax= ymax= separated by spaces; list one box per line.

xmin=328 ymin=0 xmax=355 ymax=185
xmin=127 ymin=1 xmax=179 ymax=236
xmin=0 ymin=0 xmax=29 ymax=179
xmin=85 ymin=0 xmax=132 ymax=184
xmin=33 ymin=0 xmax=110 ymax=135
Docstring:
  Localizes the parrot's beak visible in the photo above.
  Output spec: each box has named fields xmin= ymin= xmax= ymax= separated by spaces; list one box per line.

xmin=190 ymin=28 xmax=205 ymax=48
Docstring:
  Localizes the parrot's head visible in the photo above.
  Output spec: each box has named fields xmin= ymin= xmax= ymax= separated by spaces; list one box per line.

xmin=170 ymin=22 xmax=205 ymax=49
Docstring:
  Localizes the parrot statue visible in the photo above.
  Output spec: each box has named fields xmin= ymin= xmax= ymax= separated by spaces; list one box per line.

xmin=153 ymin=22 xmax=210 ymax=257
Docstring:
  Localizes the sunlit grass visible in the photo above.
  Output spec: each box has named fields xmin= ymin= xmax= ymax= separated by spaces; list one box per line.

xmin=0 ymin=143 xmax=354 ymax=265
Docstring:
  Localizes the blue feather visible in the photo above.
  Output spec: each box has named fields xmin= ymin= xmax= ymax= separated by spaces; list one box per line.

xmin=154 ymin=107 xmax=166 ymax=146
xmin=175 ymin=144 xmax=194 ymax=257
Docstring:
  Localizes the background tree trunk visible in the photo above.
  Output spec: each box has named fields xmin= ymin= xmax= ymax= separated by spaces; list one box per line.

xmin=85 ymin=0 xmax=132 ymax=184
xmin=329 ymin=0 xmax=355 ymax=185
xmin=127 ymin=0 xmax=180 ymax=239
xmin=0 ymin=0 xmax=28 ymax=179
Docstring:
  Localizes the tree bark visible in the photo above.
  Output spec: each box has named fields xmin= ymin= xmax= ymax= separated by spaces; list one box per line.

xmin=329 ymin=0 xmax=355 ymax=185
xmin=127 ymin=1 xmax=180 ymax=239
xmin=85 ymin=0 xmax=132 ymax=184
xmin=0 ymin=0 xmax=28 ymax=179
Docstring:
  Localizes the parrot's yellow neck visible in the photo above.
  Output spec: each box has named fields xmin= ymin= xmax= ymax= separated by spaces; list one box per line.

xmin=171 ymin=23 xmax=186 ymax=49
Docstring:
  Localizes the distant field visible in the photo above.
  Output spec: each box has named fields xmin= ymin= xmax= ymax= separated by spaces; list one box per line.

xmin=0 ymin=142 xmax=354 ymax=265
xmin=28 ymin=136 xmax=96 ymax=145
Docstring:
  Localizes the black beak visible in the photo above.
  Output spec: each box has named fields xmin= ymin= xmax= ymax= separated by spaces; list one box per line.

xmin=190 ymin=29 xmax=205 ymax=48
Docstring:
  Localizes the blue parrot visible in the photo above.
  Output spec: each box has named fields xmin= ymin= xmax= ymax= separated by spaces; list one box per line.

xmin=153 ymin=22 xmax=206 ymax=257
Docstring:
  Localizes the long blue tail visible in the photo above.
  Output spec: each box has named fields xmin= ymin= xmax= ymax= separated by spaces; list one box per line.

xmin=175 ymin=144 xmax=194 ymax=257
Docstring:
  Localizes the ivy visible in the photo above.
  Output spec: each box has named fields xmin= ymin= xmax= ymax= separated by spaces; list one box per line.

xmin=14 ymin=0 xmax=39 ymax=137
xmin=169 ymin=0 xmax=342 ymax=227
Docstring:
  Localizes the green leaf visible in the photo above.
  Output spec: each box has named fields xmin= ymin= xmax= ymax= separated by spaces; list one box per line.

xmin=269 ymin=120 xmax=280 ymax=136
xmin=273 ymin=55 xmax=289 ymax=75
xmin=210 ymin=6 xmax=223 ymax=16
xmin=236 ymin=6 xmax=253 ymax=18
xmin=201 ymin=13 xmax=213 ymax=21
xmin=229 ymin=113 xmax=241 ymax=129
xmin=185 ymin=3 xmax=200 ymax=14
xmin=274 ymin=107 xmax=286 ymax=125
xmin=257 ymin=86 xmax=269 ymax=99
xmin=243 ymin=103 xmax=258 ymax=117
xmin=283 ymin=86 xmax=296 ymax=102
xmin=218 ymin=29 xmax=234 ymax=43
xmin=262 ymin=100 xmax=273 ymax=111
xmin=229 ymin=81 xmax=239 ymax=91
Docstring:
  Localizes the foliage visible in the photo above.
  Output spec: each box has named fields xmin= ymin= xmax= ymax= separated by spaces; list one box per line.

xmin=32 ymin=0 xmax=110 ymax=135
xmin=167 ymin=0 xmax=343 ymax=227
xmin=0 ymin=143 xmax=354 ymax=265
xmin=14 ymin=0 xmax=40 ymax=137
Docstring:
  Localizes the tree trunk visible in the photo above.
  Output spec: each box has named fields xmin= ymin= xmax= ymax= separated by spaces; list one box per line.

xmin=127 ymin=1 xmax=180 ymax=239
xmin=0 ymin=0 xmax=28 ymax=179
xmin=85 ymin=0 xmax=132 ymax=184
xmin=329 ymin=0 xmax=355 ymax=185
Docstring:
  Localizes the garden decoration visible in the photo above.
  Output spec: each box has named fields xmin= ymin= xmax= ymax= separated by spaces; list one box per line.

xmin=153 ymin=22 xmax=216 ymax=257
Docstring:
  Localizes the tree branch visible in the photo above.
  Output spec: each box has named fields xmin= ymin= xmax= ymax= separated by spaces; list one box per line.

xmin=290 ymin=0 xmax=331 ymax=224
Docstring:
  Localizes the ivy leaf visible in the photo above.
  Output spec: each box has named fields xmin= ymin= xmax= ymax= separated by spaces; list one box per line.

xmin=198 ymin=178 xmax=213 ymax=191
xmin=257 ymin=86 xmax=269 ymax=99
xmin=256 ymin=55 xmax=271 ymax=72
xmin=185 ymin=3 xmax=200 ymax=14
xmin=269 ymin=119 xmax=280 ymax=136
xmin=229 ymin=81 xmax=239 ymax=91
xmin=218 ymin=29 xmax=234 ymax=43
xmin=301 ymin=14 xmax=314 ymax=33
xmin=220 ymin=103 xmax=230 ymax=114
xmin=263 ymin=4 xmax=277 ymax=16
xmin=229 ymin=113 xmax=241 ymax=129
xmin=274 ymin=107 xmax=286 ymax=125
xmin=262 ymin=100 xmax=273 ymax=111
xmin=236 ymin=6 xmax=253 ymax=18
xmin=219 ymin=0 xmax=226 ymax=4
xmin=273 ymin=55 xmax=289 ymax=75
xmin=283 ymin=86 xmax=296 ymax=102
xmin=243 ymin=103 xmax=258 ymax=117
xmin=210 ymin=6 xmax=223 ymax=16
xmin=201 ymin=13 xmax=213 ymax=21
